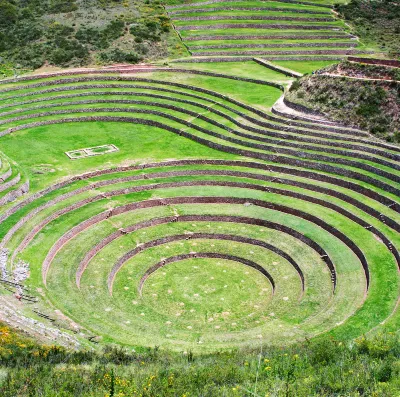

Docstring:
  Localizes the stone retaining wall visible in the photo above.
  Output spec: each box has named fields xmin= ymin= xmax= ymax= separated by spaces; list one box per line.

xmin=7 ymin=167 xmax=400 ymax=258
xmin=2 ymin=98 xmax=396 ymax=163
xmin=0 ymin=69 xmax=284 ymax=90
xmin=137 ymin=251 xmax=276 ymax=295
xmin=2 ymin=74 xmax=369 ymax=141
xmin=178 ymin=23 xmax=339 ymax=30
xmin=44 ymin=195 xmax=376 ymax=290
xmin=166 ymin=0 xmax=332 ymax=9
xmin=0 ymin=173 xmax=21 ymax=194
xmin=3 ymin=162 xmax=399 ymax=280
xmin=0 ymin=167 xmax=12 ymax=183
xmin=40 ymin=195 xmax=340 ymax=290
xmin=125 ymin=235 xmax=283 ymax=291
xmin=190 ymin=42 xmax=357 ymax=49
xmin=166 ymin=0 xmax=243 ymax=8
xmin=3 ymin=108 xmax=398 ymax=179
xmin=0 ymin=82 xmax=368 ymax=137
xmin=12 ymin=174 xmax=400 ymax=294
xmin=272 ymin=105 xmax=333 ymax=125
xmin=254 ymin=58 xmax=303 ymax=78
xmin=172 ymin=56 xmax=344 ymax=62
xmin=169 ymin=7 xmax=332 ymax=15
xmin=184 ymin=34 xmax=353 ymax=41
xmin=192 ymin=49 xmax=368 ymax=56
xmin=176 ymin=15 xmax=333 ymax=22
xmin=78 ymin=217 xmax=305 ymax=289
xmin=273 ymin=0 xmax=332 ymax=8
xmin=25 ymin=175 xmax=399 ymax=285
xmin=283 ymin=97 xmax=324 ymax=117
xmin=2 ymin=116 xmax=399 ymax=198
xmin=0 ymin=181 xmax=29 ymax=207
xmin=348 ymin=57 xmax=400 ymax=68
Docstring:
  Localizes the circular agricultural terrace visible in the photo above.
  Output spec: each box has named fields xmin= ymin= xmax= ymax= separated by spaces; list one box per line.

xmin=0 ymin=66 xmax=398 ymax=351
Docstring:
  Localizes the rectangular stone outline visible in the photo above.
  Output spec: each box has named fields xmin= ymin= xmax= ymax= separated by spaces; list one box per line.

xmin=65 ymin=144 xmax=119 ymax=160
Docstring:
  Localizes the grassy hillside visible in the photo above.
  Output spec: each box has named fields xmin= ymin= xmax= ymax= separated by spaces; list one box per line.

xmin=0 ymin=0 xmax=187 ymax=76
xmin=164 ymin=0 xmax=367 ymax=63
xmin=335 ymin=0 xmax=400 ymax=59
xmin=287 ymin=61 xmax=400 ymax=142
xmin=1 ymin=322 xmax=399 ymax=396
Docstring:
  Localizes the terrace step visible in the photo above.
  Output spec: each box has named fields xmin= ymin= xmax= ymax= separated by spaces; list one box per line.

xmin=254 ymin=58 xmax=303 ymax=77
xmin=0 ymin=69 xmax=398 ymax=350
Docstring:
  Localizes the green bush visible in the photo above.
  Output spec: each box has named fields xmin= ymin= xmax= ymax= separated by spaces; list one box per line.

xmin=76 ymin=19 xmax=125 ymax=50
xmin=48 ymin=0 xmax=78 ymax=14
xmin=99 ymin=48 xmax=142 ymax=64
xmin=0 ymin=0 xmax=18 ymax=27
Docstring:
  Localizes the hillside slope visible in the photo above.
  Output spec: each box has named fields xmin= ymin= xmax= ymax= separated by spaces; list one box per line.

xmin=286 ymin=61 xmax=400 ymax=142
xmin=336 ymin=0 xmax=400 ymax=59
xmin=165 ymin=0 xmax=368 ymax=63
xmin=0 ymin=0 xmax=186 ymax=76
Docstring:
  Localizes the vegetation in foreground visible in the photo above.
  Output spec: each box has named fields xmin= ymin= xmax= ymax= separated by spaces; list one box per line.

xmin=0 ymin=323 xmax=399 ymax=396
xmin=287 ymin=61 xmax=400 ymax=142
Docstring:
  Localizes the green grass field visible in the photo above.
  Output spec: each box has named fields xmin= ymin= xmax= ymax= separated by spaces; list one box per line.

xmin=0 ymin=0 xmax=398 ymax=363
xmin=164 ymin=0 xmax=371 ymax=62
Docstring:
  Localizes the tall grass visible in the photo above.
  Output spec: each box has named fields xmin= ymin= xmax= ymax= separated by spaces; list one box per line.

xmin=1 ymin=323 xmax=399 ymax=396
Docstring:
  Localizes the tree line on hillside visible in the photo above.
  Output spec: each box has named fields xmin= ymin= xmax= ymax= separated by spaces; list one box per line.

xmin=0 ymin=0 xmax=172 ymax=71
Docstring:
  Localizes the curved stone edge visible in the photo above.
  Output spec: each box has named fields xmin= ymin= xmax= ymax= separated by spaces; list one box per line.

xmin=184 ymin=34 xmax=354 ymax=41
xmin=0 ymin=173 xmax=21 ymax=194
xmin=137 ymin=252 xmax=276 ymax=295
xmin=171 ymin=56 xmax=344 ymax=63
xmin=190 ymin=42 xmax=357 ymax=50
xmin=0 ymin=68 xmax=284 ymax=90
xmin=166 ymin=0 xmax=332 ymax=9
xmin=175 ymin=15 xmax=333 ymax=22
xmin=177 ymin=23 xmax=340 ymax=31
xmin=0 ymin=181 xmax=29 ymax=207
xmin=191 ymin=49 xmax=368 ymax=57
xmin=1 ymin=100 xmax=398 ymax=165
xmin=0 ymin=75 xmax=369 ymax=138
xmin=2 ymin=115 xmax=400 ymax=197
xmin=81 ymin=227 xmax=305 ymax=292
xmin=2 ymin=97 xmax=396 ymax=160
xmin=4 ymin=167 xmax=400 ymax=261
xmin=0 ymin=167 xmax=12 ymax=184
xmin=169 ymin=7 xmax=332 ymax=15
xmin=1 ymin=109 xmax=399 ymax=186
xmin=41 ymin=195 xmax=376 ymax=293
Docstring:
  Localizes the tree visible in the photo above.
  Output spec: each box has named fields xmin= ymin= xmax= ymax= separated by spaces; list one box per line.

xmin=0 ymin=0 xmax=18 ymax=28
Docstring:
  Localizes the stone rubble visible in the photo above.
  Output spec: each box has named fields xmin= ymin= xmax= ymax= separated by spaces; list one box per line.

xmin=0 ymin=248 xmax=9 ymax=280
xmin=0 ymin=297 xmax=80 ymax=348
xmin=13 ymin=259 xmax=30 ymax=295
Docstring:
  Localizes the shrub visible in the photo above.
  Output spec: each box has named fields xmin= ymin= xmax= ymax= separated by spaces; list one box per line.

xmin=99 ymin=48 xmax=142 ymax=64
xmin=286 ymin=69 xmax=399 ymax=142
xmin=0 ymin=0 xmax=18 ymax=27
